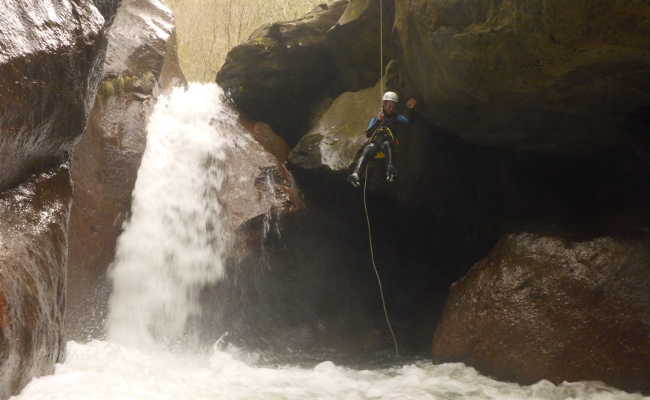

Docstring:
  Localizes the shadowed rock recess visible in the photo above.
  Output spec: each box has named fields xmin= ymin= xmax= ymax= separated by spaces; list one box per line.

xmin=217 ymin=0 xmax=650 ymax=392
xmin=0 ymin=1 xmax=112 ymax=398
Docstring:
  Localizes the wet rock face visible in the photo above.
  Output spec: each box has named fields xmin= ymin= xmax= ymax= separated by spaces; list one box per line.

xmin=0 ymin=0 xmax=105 ymax=191
xmin=66 ymin=93 xmax=151 ymax=340
xmin=290 ymin=83 xmax=380 ymax=173
xmin=240 ymin=119 xmax=292 ymax=163
xmin=158 ymin=31 xmax=186 ymax=94
xmin=395 ymin=0 xmax=650 ymax=155
xmin=432 ymin=230 xmax=650 ymax=394
xmin=0 ymin=166 xmax=72 ymax=399
xmin=171 ymin=116 xmax=307 ymax=355
xmin=0 ymin=2 xmax=115 ymax=396
xmin=217 ymin=0 xmax=391 ymax=145
xmin=218 ymin=120 xmax=303 ymax=259
xmin=93 ymin=0 xmax=122 ymax=23
xmin=67 ymin=0 xmax=184 ymax=340
xmin=103 ymin=0 xmax=174 ymax=78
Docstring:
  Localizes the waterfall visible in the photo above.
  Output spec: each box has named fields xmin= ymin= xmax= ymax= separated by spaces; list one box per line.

xmin=107 ymin=83 xmax=235 ymax=348
xmin=13 ymin=83 xmax=645 ymax=400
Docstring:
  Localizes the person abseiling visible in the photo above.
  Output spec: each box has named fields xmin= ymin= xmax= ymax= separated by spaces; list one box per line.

xmin=348 ymin=91 xmax=417 ymax=187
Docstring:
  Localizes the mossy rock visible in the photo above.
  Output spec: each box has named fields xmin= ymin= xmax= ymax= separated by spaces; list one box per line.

xmin=394 ymin=0 xmax=650 ymax=155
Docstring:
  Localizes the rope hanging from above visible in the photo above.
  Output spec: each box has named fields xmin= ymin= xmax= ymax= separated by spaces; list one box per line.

xmin=379 ymin=0 xmax=384 ymax=98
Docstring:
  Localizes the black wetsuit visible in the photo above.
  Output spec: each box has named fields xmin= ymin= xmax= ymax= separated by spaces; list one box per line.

xmin=350 ymin=109 xmax=413 ymax=183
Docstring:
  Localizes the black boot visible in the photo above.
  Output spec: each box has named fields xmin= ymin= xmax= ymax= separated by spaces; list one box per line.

xmin=386 ymin=164 xmax=397 ymax=183
xmin=348 ymin=142 xmax=377 ymax=188
xmin=348 ymin=172 xmax=361 ymax=187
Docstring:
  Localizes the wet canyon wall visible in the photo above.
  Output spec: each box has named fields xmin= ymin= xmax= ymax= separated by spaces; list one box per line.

xmin=0 ymin=1 xmax=113 ymax=398
xmin=0 ymin=0 xmax=183 ymax=396
xmin=66 ymin=0 xmax=186 ymax=341
xmin=216 ymin=0 xmax=650 ymax=393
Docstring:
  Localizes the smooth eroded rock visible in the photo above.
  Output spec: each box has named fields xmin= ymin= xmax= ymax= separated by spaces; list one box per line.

xmin=0 ymin=165 xmax=72 ymax=399
xmin=240 ymin=119 xmax=292 ymax=163
xmin=219 ymin=121 xmax=303 ymax=260
xmin=289 ymin=82 xmax=380 ymax=172
xmin=432 ymin=229 xmax=650 ymax=394
xmin=103 ymin=0 xmax=173 ymax=78
xmin=217 ymin=0 xmax=391 ymax=145
xmin=0 ymin=0 xmax=105 ymax=191
xmin=93 ymin=0 xmax=122 ymax=23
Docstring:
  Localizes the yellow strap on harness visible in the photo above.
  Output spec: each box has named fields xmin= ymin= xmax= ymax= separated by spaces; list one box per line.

xmin=386 ymin=127 xmax=398 ymax=144
xmin=372 ymin=126 xmax=398 ymax=159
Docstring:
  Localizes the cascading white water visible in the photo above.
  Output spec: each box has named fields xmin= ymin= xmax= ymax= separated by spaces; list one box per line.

xmin=12 ymin=84 xmax=650 ymax=400
xmin=107 ymin=83 xmax=234 ymax=348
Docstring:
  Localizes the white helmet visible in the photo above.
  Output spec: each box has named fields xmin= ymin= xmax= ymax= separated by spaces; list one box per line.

xmin=382 ymin=91 xmax=399 ymax=103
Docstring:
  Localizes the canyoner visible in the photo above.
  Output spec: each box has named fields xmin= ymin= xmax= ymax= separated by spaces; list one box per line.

xmin=347 ymin=91 xmax=417 ymax=188
xmin=345 ymin=0 xmax=420 ymax=360
xmin=346 ymin=90 xmax=417 ymax=359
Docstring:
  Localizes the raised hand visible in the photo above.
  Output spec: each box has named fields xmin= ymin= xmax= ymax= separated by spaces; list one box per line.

xmin=406 ymin=98 xmax=417 ymax=109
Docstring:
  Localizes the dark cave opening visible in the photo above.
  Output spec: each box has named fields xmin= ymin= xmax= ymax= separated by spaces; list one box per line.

xmin=201 ymin=160 xmax=500 ymax=363
xmin=199 ymin=112 xmax=650 ymax=365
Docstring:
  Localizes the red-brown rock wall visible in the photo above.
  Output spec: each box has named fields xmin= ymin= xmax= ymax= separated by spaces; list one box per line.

xmin=0 ymin=1 xmax=114 ymax=398
xmin=66 ymin=0 xmax=184 ymax=340
xmin=0 ymin=0 xmax=106 ymax=191
xmin=0 ymin=166 xmax=72 ymax=399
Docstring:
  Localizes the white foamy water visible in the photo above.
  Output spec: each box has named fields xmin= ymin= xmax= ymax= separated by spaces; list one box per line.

xmin=13 ymin=340 xmax=648 ymax=400
xmin=13 ymin=84 xmax=649 ymax=400
xmin=107 ymin=83 xmax=235 ymax=348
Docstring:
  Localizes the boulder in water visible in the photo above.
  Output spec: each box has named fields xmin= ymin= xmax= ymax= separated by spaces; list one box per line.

xmin=432 ymin=229 xmax=650 ymax=395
